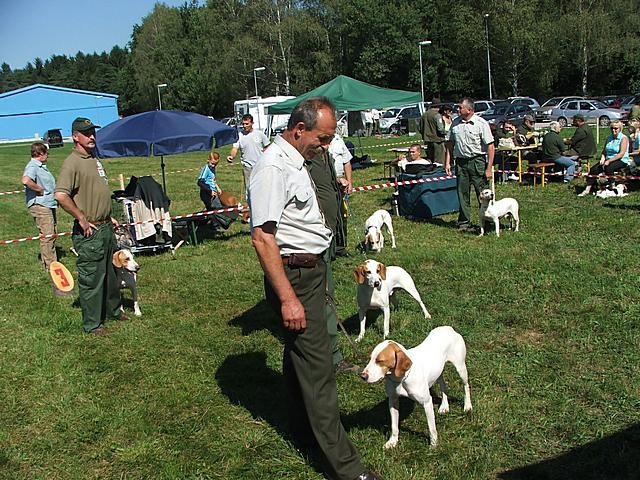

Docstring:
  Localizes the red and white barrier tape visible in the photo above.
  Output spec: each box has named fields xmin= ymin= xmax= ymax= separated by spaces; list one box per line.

xmin=0 ymin=205 xmax=249 ymax=245
xmin=3 ymin=163 xmax=635 ymax=245
xmin=0 ymin=189 xmax=22 ymax=196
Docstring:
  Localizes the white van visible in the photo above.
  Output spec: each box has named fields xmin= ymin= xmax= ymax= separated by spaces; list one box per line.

xmin=233 ymin=96 xmax=295 ymax=137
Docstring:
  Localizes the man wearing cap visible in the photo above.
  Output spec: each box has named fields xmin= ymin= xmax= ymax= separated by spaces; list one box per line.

xmin=564 ymin=114 xmax=596 ymax=159
xmin=517 ymin=115 xmax=539 ymax=142
xmin=419 ymin=102 xmax=449 ymax=164
xmin=55 ymin=117 xmax=123 ymax=336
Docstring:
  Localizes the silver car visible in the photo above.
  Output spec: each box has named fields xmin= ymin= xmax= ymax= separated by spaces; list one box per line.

xmin=550 ymin=99 xmax=627 ymax=127
xmin=534 ymin=96 xmax=584 ymax=122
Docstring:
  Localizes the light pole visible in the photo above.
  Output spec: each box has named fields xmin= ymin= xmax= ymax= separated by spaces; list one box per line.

xmin=157 ymin=83 xmax=168 ymax=110
xmin=483 ymin=14 xmax=493 ymax=100
xmin=418 ymin=40 xmax=432 ymax=105
xmin=252 ymin=67 xmax=266 ymax=132
xmin=253 ymin=66 xmax=266 ymax=97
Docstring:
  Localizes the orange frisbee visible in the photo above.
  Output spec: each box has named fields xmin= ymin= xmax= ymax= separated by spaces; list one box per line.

xmin=49 ymin=261 xmax=74 ymax=292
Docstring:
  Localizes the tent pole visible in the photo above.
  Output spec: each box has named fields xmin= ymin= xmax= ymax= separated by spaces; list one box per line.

xmin=161 ymin=155 xmax=167 ymax=194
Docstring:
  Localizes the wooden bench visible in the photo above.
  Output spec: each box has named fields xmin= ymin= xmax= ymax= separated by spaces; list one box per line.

xmin=528 ymin=162 xmax=556 ymax=187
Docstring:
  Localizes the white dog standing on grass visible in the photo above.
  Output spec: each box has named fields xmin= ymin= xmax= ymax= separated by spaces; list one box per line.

xmin=364 ymin=209 xmax=396 ymax=252
xmin=479 ymin=188 xmax=520 ymax=237
xmin=354 ymin=259 xmax=430 ymax=342
xmin=360 ymin=326 xmax=472 ymax=448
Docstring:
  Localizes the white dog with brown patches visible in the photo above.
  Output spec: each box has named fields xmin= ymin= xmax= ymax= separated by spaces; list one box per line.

xmin=354 ymin=259 xmax=430 ymax=342
xmin=112 ymin=249 xmax=141 ymax=316
xmin=479 ymin=188 xmax=520 ymax=237
xmin=364 ymin=209 xmax=396 ymax=252
xmin=360 ymin=326 xmax=472 ymax=448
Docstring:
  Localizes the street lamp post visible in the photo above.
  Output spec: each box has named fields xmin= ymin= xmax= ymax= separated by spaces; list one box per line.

xmin=483 ymin=14 xmax=493 ymax=100
xmin=253 ymin=66 xmax=266 ymax=97
xmin=157 ymin=83 xmax=168 ymax=110
xmin=418 ymin=40 xmax=432 ymax=105
xmin=252 ymin=67 xmax=266 ymax=132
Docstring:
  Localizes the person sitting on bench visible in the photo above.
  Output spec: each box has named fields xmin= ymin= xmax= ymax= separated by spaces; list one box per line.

xmin=564 ymin=113 xmax=596 ymax=160
xmin=541 ymin=121 xmax=577 ymax=183
xmin=578 ymin=121 xmax=630 ymax=196
xmin=197 ymin=152 xmax=236 ymax=229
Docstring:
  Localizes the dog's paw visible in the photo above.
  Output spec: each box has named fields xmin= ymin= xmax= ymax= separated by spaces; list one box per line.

xmin=438 ymin=404 xmax=449 ymax=414
xmin=464 ymin=404 xmax=473 ymax=413
xmin=383 ymin=438 xmax=398 ymax=449
xmin=134 ymin=310 xmax=142 ymax=317
xmin=355 ymin=335 xmax=364 ymax=343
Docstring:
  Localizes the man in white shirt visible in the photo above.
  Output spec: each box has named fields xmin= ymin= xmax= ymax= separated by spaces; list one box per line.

xmin=445 ymin=97 xmax=495 ymax=231
xmin=227 ymin=114 xmax=270 ymax=200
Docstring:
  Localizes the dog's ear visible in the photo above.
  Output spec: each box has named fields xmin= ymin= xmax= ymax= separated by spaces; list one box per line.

xmin=393 ymin=344 xmax=413 ymax=378
xmin=378 ymin=262 xmax=386 ymax=280
xmin=353 ymin=265 xmax=366 ymax=284
xmin=112 ymin=250 xmax=124 ymax=268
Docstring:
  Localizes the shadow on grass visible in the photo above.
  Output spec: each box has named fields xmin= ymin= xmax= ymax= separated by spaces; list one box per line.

xmin=228 ymin=299 xmax=285 ymax=343
xmin=602 ymin=202 xmax=640 ymax=212
xmin=498 ymin=423 xmax=640 ymax=480
xmin=215 ymin=351 xmax=334 ymax=477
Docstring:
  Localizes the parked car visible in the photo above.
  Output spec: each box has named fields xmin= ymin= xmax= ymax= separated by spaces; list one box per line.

xmin=621 ymin=93 xmax=640 ymax=115
xmin=596 ymin=95 xmax=629 ymax=109
xmin=479 ymin=102 xmax=534 ymax=127
xmin=43 ymin=129 xmax=63 ymax=148
xmin=534 ymin=96 xmax=584 ymax=122
xmin=550 ymin=99 xmax=627 ymax=127
xmin=508 ymin=96 xmax=540 ymax=109
xmin=379 ymin=104 xmax=422 ymax=134
xmin=474 ymin=100 xmax=494 ymax=113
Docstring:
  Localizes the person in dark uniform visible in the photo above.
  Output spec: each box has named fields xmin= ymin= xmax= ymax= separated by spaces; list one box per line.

xmin=55 ymin=117 xmax=124 ymax=335
xmin=307 ymin=149 xmax=357 ymax=373
xmin=249 ymin=97 xmax=383 ymax=480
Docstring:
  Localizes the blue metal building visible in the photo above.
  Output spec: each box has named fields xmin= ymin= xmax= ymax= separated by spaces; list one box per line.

xmin=0 ymin=84 xmax=119 ymax=142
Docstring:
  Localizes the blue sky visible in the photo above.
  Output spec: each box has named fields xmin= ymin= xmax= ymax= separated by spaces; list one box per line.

xmin=1 ymin=0 xmax=193 ymax=70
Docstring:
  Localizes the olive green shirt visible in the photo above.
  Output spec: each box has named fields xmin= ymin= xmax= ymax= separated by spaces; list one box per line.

xmin=541 ymin=130 xmax=566 ymax=161
xmin=419 ymin=108 xmax=446 ymax=143
xmin=307 ymin=152 xmax=339 ymax=234
xmin=569 ymin=124 xmax=596 ymax=157
xmin=55 ymin=149 xmax=112 ymax=222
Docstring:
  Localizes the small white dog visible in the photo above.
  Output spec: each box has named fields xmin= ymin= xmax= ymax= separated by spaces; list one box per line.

xmin=360 ymin=326 xmax=472 ymax=448
xmin=354 ymin=259 xmax=430 ymax=342
xmin=112 ymin=249 xmax=141 ymax=316
xmin=364 ymin=209 xmax=396 ymax=252
xmin=479 ymin=189 xmax=520 ymax=237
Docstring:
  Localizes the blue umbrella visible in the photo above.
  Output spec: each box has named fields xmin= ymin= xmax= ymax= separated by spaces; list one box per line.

xmin=96 ymin=110 xmax=238 ymax=193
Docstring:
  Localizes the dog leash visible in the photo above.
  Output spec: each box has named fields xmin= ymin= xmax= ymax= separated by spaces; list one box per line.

xmin=325 ymin=289 xmax=365 ymax=362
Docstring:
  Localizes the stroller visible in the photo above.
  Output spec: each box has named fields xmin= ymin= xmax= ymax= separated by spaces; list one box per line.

xmin=112 ymin=176 xmax=173 ymax=254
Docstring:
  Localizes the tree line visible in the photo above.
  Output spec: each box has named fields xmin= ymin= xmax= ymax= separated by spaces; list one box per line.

xmin=2 ymin=0 xmax=639 ymax=118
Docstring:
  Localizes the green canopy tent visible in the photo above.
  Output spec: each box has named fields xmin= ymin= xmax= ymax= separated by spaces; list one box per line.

xmin=267 ymin=75 xmax=421 ymax=114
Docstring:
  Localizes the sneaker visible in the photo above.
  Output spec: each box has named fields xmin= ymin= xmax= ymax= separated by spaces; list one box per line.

xmin=457 ymin=223 xmax=473 ymax=232
xmin=507 ymin=174 xmax=519 ymax=181
xmin=334 ymin=360 xmax=360 ymax=374
xmin=577 ymin=188 xmax=591 ymax=197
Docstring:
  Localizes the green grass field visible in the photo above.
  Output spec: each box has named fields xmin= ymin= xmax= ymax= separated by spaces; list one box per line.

xmin=0 ymin=132 xmax=639 ymax=480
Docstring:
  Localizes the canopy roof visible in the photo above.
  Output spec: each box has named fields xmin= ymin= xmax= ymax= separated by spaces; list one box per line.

xmin=268 ymin=75 xmax=421 ymax=114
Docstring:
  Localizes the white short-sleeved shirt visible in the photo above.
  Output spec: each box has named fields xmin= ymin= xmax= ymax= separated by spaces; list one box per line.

xmin=449 ymin=114 xmax=494 ymax=159
xmin=233 ymin=128 xmax=270 ymax=168
xmin=249 ymin=135 xmax=332 ymax=255
xmin=328 ymin=134 xmax=353 ymax=177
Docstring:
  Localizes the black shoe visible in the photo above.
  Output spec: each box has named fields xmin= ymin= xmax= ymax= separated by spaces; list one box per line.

xmin=335 ymin=250 xmax=351 ymax=258
xmin=355 ymin=471 xmax=384 ymax=480
xmin=334 ymin=360 xmax=360 ymax=373
xmin=457 ymin=223 xmax=473 ymax=232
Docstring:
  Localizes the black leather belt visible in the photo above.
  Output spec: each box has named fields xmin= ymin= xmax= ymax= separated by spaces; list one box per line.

xmin=282 ymin=252 xmax=322 ymax=268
